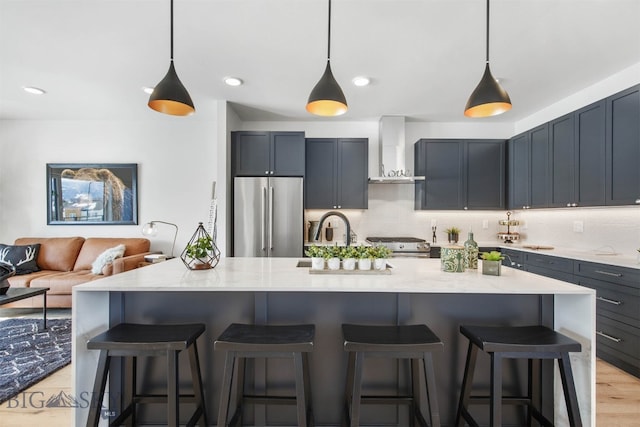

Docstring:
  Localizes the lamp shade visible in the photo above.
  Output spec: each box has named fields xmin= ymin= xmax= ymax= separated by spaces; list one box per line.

xmin=148 ymin=60 xmax=195 ymax=116
xmin=306 ymin=61 xmax=348 ymax=116
xmin=464 ymin=63 xmax=511 ymax=118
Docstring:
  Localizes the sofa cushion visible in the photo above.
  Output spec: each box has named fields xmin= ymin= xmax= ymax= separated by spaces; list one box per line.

xmin=0 ymin=243 xmax=41 ymax=274
xmin=91 ymin=244 xmax=125 ymax=274
xmin=29 ymin=271 xmax=103 ymax=295
xmin=7 ymin=270 xmax=60 ymax=288
xmin=15 ymin=237 xmax=85 ymax=272
xmin=73 ymin=238 xmax=150 ymax=271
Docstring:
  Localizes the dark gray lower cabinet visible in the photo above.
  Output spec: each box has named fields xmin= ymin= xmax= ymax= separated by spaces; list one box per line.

xmin=414 ymin=139 xmax=505 ymax=210
xmin=305 ymin=138 xmax=368 ymax=209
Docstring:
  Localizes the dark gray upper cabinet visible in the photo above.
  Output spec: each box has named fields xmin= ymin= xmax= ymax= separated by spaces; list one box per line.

xmin=508 ymin=124 xmax=550 ymax=210
xmin=549 ymin=100 xmax=606 ymax=208
xmin=305 ymin=138 xmax=368 ymax=209
xmin=606 ymin=85 xmax=640 ymax=206
xmin=232 ymin=131 xmax=305 ymax=177
xmin=415 ymin=139 xmax=505 ymax=210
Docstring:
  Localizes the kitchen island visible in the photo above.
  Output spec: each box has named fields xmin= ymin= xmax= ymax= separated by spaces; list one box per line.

xmin=72 ymin=258 xmax=595 ymax=426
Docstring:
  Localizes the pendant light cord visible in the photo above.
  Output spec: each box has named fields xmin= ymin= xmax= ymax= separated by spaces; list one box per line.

xmin=170 ymin=0 xmax=174 ymax=61
xmin=327 ymin=0 xmax=332 ymax=61
xmin=485 ymin=0 xmax=490 ymax=64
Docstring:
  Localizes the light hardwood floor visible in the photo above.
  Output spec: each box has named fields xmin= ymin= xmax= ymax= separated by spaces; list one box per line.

xmin=1 ymin=359 xmax=638 ymax=426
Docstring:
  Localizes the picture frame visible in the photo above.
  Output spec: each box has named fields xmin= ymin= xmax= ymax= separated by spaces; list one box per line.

xmin=47 ymin=163 xmax=138 ymax=225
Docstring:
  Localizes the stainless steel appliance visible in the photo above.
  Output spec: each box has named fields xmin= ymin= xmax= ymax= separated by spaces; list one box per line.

xmin=365 ymin=237 xmax=431 ymax=258
xmin=234 ymin=177 xmax=303 ymax=257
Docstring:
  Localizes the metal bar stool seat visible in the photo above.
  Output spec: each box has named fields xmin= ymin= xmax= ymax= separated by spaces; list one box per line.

xmin=455 ymin=324 xmax=583 ymax=427
xmin=86 ymin=323 xmax=207 ymax=427
xmin=215 ymin=323 xmax=315 ymax=427
xmin=342 ymin=323 xmax=443 ymax=427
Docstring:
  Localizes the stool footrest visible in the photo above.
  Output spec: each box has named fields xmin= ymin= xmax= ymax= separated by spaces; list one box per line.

xmin=132 ymin=393 xmax=198 ymax=404
xmin=243 ymin=395 xmax=299 ymax=405
xmin=359 ymin=395 xmax=416 ymax=405
xmin=468 ymin=395 xmax=532 ymax=405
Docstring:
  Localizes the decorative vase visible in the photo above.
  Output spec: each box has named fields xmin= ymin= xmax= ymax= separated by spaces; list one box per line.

xmin=448 ymin=232 xmax=459 ymax=244
xmin=441 ymin=246 xmax=465 ymax=273
xmin=327 ymin=257 xmax=341 ymax=270
xmin=311 ymin=257 xmax=325 ymax=270
xmin=482 ymin=260 xmax=502 ymax=276
xmin=180 ymin=222 xmax=221 ymax=270
xmin=343 ymin=258 xmax=356 ymax=270
xmin=358 ymin=258 xmax=372 ymax=270
xmin=374 ymin=258 xmax=387 ymax=271
xmin=464 ymin=232 xmax=479 ymax=270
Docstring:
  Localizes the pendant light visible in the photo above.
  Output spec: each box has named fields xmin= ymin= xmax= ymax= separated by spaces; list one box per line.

xmin=464 ymin=0 xmax=511 ymax=118
xmin=148 ymin=0 xmax=195 ymax=116
xmin=306 ymin=0 xmax=348 ymax=116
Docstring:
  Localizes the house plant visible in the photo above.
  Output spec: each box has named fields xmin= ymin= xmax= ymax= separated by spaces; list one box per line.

xmin=326 ymin=245 xmax=342 ymax=270
xmin=445 ymin=227 xmax=461 ymax=243
xmin=305 ymin=244 xmax=325 ymax=270
xmin=356 ymin=245 xmax=373 ymax=270
xmin=181 ymin=222 xmax=220 ymax=270
xmin=340 ymin=246 xmax=358 ymax=270
xmin=370 ymin=245 xmax=393 ymax=271
xmin=481 ymin=251 xmax=504 ymax=276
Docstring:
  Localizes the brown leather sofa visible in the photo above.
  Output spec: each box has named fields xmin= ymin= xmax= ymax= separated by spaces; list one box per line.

xmin=6 ymin=237 xmax=151 ymax=308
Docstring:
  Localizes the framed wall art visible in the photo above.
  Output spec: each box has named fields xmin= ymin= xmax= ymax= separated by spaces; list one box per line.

xmin=47 ymin=163 xmax=138 ymax=225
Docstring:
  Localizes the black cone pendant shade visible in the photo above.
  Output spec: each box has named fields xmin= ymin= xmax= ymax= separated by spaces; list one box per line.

xmin=306 ymin=0 xmax=348 ymax=116
xmin=148 ymin=0 xmax=195 ymax=116
xmin=148 ymin=60 xmax=195 ymax=116
xmin=306 ymin=60 xmax=348 ymax=116
xmin=464 ymin=63 xmax=511 ymax=118
xmin=464 ymin=0 xmax=511 ymax=118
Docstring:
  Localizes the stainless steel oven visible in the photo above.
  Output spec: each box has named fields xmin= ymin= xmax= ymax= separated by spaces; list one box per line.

xmin=365 ymin=237 xmax=431 ymax=258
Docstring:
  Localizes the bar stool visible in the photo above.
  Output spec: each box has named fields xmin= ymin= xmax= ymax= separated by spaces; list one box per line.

xmin=342 ymin=323 xmax=443 ymax=427
xmin=215 ymin=323 xmax=315 ymax=427
xmin=86 ymin=323 xmax=207 ymax=427
xmin=455 ymin=324 xmax=582 ymax=427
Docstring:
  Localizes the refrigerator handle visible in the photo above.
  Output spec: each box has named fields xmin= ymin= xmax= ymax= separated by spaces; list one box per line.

xmin=269 ymin=186 xmax=274 ymax=250
xmin=261 ymin=187 xmax=267 ymax=251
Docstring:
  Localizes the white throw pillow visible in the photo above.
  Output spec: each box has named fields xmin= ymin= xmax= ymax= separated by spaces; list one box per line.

xmin=91 ymin=244 xmax=126 ymax=275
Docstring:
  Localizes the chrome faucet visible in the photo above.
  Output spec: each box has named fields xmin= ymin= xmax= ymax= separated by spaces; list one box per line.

xmin=314 ymin=211 xmax=352 ymax=246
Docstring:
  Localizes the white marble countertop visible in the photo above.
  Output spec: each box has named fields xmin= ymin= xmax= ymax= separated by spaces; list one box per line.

xmin=73 ymin=257 xmax=594 ymax=295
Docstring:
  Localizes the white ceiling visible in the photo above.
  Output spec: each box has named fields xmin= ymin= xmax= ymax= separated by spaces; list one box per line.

xmin=1 ymin=0 xmax=639 ymax=123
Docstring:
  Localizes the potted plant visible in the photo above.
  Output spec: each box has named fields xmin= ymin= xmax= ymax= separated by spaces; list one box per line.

xmin=305 ymin=245 xmax=325 ymax=270
xmin=185 ymin=235 xmax=214 ymax=269
xmin=445 ymin=227 xmax=461 ymax=243
xmin=341 ymin=246 xmax=359 ymax=270
xmin=356 ymin=245 xmax=373 ymax=270
xmin=326 ymin=245 xmax=342 ymax=270
xmin=371 ymin=245 xmax=393 ymax=271
xmin=481 ymin=251 xmax=504 ymax=276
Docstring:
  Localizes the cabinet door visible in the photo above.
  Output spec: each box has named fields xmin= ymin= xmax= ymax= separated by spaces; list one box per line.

xmin=304 ymin=138 xmax=337 ymax=209
xmin=575 ymin=100 xmax=606 ymax=206
xmin=271 ymin=132 xmax=305 ymax=176
xmin=424 ymin=140 xmax=464 ymax=209
xmin=549 ymin=114 xmax=575 ymax=207
xmin=232 ymin=131 xmax=270 ymax=176
xmin=337 ymin=138 xmax=368 ymax=209
xmin=606 ymin=85 xmax=640 ymax=205
xmin=466 ymin=140 xmax=505 ymax=209
xmin=529 ymin=124 xmax=550 ymax=208
xmin=508 ymin=133 xmax=530 ymax=210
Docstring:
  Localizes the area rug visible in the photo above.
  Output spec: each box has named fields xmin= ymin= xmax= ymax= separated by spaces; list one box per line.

xmin=0 ymin=318 xmax=72 ymax=404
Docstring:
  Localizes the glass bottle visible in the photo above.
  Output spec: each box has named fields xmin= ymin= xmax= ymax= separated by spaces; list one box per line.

xmin=464 ymin=231 xmax=479 ymax=270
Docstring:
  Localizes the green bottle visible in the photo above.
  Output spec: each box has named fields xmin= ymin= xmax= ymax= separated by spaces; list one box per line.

xmin=464 ymin=231 xmax=479 ymax=269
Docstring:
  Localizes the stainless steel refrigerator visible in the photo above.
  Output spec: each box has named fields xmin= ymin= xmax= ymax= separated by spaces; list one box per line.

xmin=233 ymin=177 xmax=303 ymax=257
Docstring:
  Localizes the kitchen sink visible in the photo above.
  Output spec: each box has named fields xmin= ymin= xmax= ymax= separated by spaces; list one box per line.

xmin=296 ymin=260 xmax=312 ymax=268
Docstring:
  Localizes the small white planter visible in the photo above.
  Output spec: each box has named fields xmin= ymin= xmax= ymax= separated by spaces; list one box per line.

xmin=358 ymin=258 xmax=372 ymax=270
xmin=327 ymin=257 xmax=341 ymax=270
xmin=373 ymin=258 xmax=387 ymax=271
xmin=310 ymin=257 xmax=325 ymax=270
xmin=343 ymin=258 xmax=356 ymax=270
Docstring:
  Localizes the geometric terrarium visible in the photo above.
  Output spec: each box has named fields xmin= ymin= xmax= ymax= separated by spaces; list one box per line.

xmin=180 ymin=222 xmax=221 ymax=270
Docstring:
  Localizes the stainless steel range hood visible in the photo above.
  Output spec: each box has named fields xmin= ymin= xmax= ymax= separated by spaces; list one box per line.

xmin=368 ymin=116 xmax=425 ymax=184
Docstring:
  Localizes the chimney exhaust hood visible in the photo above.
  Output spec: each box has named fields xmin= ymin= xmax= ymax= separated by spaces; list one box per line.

xmin=368 ymin=116 xmax=425 ymax=184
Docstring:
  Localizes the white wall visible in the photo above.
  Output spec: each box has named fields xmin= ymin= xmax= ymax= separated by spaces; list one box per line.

xmin=0 ymin=110 xmax=223 ymax=257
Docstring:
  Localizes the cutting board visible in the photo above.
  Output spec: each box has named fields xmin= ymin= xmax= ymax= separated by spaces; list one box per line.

xmin=522 ymin=245 xmax=555 ymax=250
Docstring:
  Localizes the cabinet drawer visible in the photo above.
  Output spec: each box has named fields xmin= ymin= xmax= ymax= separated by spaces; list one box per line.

xmin=574 ymin=261 xmax=640 ymax=289
xmin=526 ymin=265 xmax=576 ymax=283
xmin=596 ymin=315 xmax=640 ymax=368
xmin=577 ymin=276 xmax=640 ymax=325
xmin=524 ymin=253 xmax=573 ymax=273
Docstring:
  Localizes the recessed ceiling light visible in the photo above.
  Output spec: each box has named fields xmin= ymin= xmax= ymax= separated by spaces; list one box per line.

xmin=352 ymin=76 xmax=370 ymax=87
xmin=142 ymin=86 xmax=154 ymax=95
xmin=23 ymin=86 xmax=46 ymax=95
xmin=224 ymin=77 xmax=243 ymax=87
